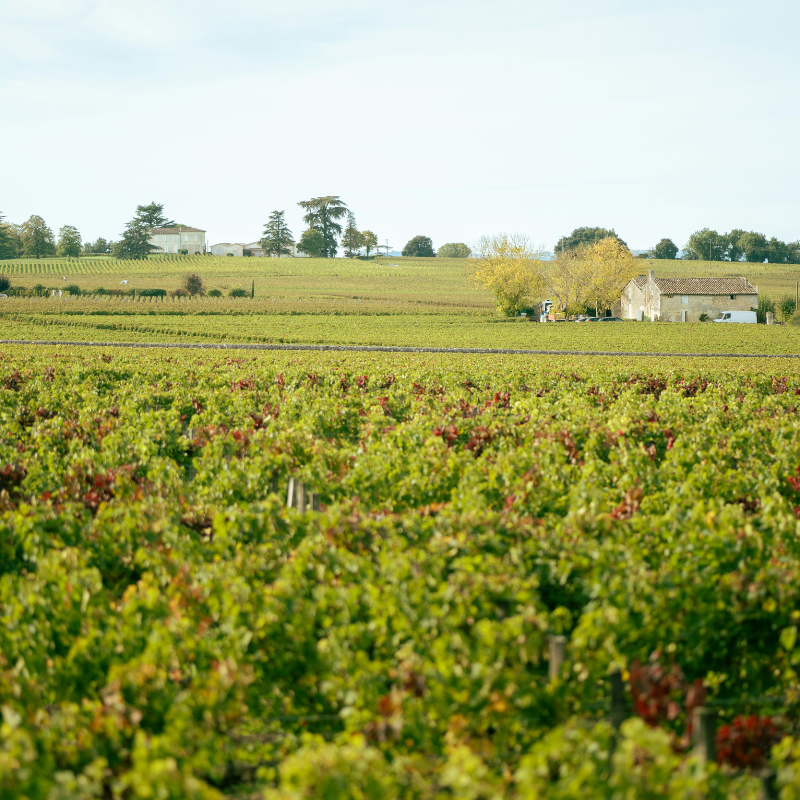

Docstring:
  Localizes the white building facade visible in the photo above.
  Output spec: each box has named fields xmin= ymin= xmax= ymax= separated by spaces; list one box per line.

xmin=150 ymin=227 xmax=206 ymax=255
xmin=210 ymin=241 xmax=301 ymax=257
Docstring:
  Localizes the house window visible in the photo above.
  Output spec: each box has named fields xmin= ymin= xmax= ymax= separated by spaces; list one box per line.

xmin=184 ymin=235 xmax=188 ymax=241
xmin=730 ymin=295 xmax=736 ymax=300
xmin=194 ymin=235 xmax=198 ymax=242
xmin=681 ymin=296 xmax=688 ymax=304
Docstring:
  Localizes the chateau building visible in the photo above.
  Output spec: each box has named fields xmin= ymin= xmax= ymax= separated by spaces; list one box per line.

xmin=150 ymin=227 xmax=206 ymax=255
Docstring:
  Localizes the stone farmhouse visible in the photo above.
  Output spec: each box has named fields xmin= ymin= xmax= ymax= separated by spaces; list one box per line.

xmin=149 ymin=227 xmax=206 ymax=255
xmin=210 ymin=241 xmax=301 ymax=258
xmin=620 ymin=270 xmax=758 ymax=322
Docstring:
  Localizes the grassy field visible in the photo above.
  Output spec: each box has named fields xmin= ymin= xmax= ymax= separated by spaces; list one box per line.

xmin=1 ymin=254 xmax=799 ymax=352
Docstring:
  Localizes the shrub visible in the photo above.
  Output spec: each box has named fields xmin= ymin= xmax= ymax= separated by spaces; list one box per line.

xmin=208 ymin=289 xmax=222 ymax=298
xmin=699 ymin=313 xmax=710 ymax=322
xmin=64 ymin=284 xmax=81 ymax=296
xmin=228 ymin=287 xmax=249 ymax=298
xmin=437 ymin=242 xmax=471 ymax=258
xmin=136 ymin=289 xmax=167 ymax=298
xmin=0 ymin=275 xmax=9 ymax=293
xmin=788 ymin=311 xmax=800 ymax=326
xmin=170 ymin=287 xmax=188 ymax=298
xmin=757 ymin=295 xmax=776 ymax=324
xmin=32 ymin=283 xmax=46 ymax=296
xmin=778 ymin=294 xmax=797 ymax=321
xmin=179 ymin=248 xmax=188 ymax=256
xmin=183 ymin=272 xmax=204 ymax=296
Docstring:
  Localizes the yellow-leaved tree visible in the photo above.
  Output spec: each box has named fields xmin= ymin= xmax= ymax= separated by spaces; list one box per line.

xmin=545 ymin=236 xmax=638 ymax=316
xmin=469 ymin=234 xmax=546 ymax=316
xmin=544 ymin=246 xmax=593 ymax=316
xmin=582 ymin=237 xmax=639 ymax=315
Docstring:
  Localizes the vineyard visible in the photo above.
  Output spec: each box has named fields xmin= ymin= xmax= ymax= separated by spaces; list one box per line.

xmin=3 ymin=297 xmax=800 ymax=353
xmin=3 ymin=345 xmax=800 ymax=797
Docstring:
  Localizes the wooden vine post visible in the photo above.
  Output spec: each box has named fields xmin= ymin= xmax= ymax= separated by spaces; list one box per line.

xmin=548 ymin=635 xmax=566 ymax=681
xmin=286 ymin=478 xmax=321 ymax=512
xmin=692 ymin=707 xmax=716 ymax=763
xmin=610 ymin=671 xmax=626 ymax=730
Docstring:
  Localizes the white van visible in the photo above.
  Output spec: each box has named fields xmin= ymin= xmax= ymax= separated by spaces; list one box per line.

xmin=713 ymin=311 xmax=757 ymax=324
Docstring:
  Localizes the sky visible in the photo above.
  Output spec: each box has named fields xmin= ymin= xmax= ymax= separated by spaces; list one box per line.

xmin=1 ymin=0 xmax=799 ymax=253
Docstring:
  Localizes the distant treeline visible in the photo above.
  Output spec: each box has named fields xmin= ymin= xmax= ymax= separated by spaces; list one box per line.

xmin=555 ymin=227 xmax=800 ymax=264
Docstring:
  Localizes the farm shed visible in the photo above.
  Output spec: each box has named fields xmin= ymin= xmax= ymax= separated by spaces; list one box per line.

xmin=620 ymin=270 xmax=758 ymax=322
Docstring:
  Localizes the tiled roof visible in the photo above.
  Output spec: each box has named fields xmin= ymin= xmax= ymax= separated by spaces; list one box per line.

xmin=632 ymin=275 xmax=648 ymax=288
xmin=151 ymin=226 xmax=205 ymax=233
xmin=653 ymin=277 xmax=757 ymax=296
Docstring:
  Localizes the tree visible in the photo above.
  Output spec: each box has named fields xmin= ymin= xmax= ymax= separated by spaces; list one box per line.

xmin=298 ymin=196 xmax=348 ymax=258
xmin=361 ymin=230 xmax=378 ymax=257
xmin=259 ymin=210 xmax=294 ymax=258
xmin=116 ymin=208 xmax=157 ymax=260
xmin=554 ymin=227 xmax=626 ymax=254
xmin=683 ymin=228 xmax=724 ymax=261
xmin=544 ymin=246 xmax=593 ymax=315
xmin=57 ymin=225 xmax=82 ymax=258
xmin=135 ymin=202 xmax=175 ymax=230
xmin=20 ymin=215 xmax=56 ymax=259
xmin=0 ymin=274 xmax=9 ymax=292
xmin=402 ymin=235 xmax=435 ymax=257
xmin=723 ymin=229 xmax=747 ymax=262
xmin=90 ymin=237 xmax=110 ymax=254
xmin=653 ymin=238 xmax=678 ymax=260
xmin=545 ymin=238 xmax=636 ymax=315
xmin=767 ymin=237 xmax=790 ymax=263
xmin=581 ymin=237 xmax=639 ymax=314
xmin=737 ymin=231 xmax=769 ymax=263
xmin=469 ymin=233 xmax=546 ymax=316
xmin=183 ymin=272 xmax=204 ymax=296
xmin=0 ymin=210 xmax=18 ymax=260
xmin=341 ymin=212 xmax=364 ymax=258
xmin=437 ymin=242 xmax=472 ymax=258
xmin=297 ymin=228 xmax=326 ymax=258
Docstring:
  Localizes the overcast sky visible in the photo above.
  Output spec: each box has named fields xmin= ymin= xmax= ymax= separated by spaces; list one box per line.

xmin=2 ymin=0 xmax=799 ymax=252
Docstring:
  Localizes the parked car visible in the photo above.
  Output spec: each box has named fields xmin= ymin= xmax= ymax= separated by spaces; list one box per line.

xmin=713 ymin=311 xmax=757 ymax=323
xmin=575 ymin=316 xmax=601 ymax=323
xmin=600 ymin=317 xmax=623 ymax=322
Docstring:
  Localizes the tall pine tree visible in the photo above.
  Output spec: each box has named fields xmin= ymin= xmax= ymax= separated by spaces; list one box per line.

xmin=116 ymin=206 xmax=157 ymax=260
xmin=341 ymin=212 xmax=364 ymax=258
xmin=259 ymin=210 xmax=294 ymax=257
xmin=135 ymin=202 xmax=175 ymax=229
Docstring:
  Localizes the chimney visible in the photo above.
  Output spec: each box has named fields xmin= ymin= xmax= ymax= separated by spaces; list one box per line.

xmin=648 ymin=270 xmax=655 ymax=282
